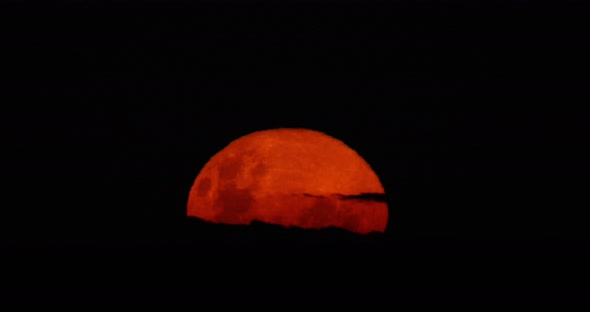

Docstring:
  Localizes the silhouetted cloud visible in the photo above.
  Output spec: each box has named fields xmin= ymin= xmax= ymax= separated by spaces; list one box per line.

xmin=300 ymin=193 xmax=387 ymax=202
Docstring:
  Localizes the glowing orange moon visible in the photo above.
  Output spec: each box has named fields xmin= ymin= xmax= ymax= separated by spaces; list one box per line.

xmin=187 ymin=128 xmax=388 ymax=234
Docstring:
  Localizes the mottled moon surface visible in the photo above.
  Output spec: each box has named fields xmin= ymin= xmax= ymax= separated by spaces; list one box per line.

xmin=187 ymin=128 xmax=388 ymax=234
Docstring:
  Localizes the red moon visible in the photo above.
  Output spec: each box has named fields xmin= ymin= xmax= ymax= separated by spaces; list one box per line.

xmin=187 ymin=128 xmax=388 ymax=234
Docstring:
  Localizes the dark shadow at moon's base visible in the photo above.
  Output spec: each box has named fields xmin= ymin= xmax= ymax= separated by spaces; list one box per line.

xmin=183 ymin=216 xmax=386 ymax=239
xmin=9 ymin=215 xmax=588 ymax=290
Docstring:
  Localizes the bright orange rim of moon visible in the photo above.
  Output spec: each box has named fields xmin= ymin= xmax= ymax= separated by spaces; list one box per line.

xmin=187 ymin=128 xmax=388 ymax=235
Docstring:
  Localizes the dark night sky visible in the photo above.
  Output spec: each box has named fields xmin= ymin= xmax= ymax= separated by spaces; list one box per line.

xmin=3 ymin=0 xmax=590 ymax=292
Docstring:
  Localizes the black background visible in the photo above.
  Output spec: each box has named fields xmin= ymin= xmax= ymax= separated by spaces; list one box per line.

xmin=2 ymin=0 xmax=590 ymax=299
